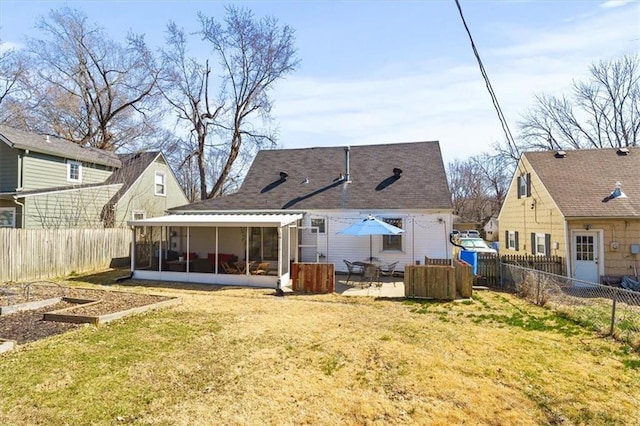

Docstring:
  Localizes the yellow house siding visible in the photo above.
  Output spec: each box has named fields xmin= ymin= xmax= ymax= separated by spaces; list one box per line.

xmin=567 ymin=219 xmax=640 ymax=277
xmin=498 ymin=156 xmax=567 ymax=256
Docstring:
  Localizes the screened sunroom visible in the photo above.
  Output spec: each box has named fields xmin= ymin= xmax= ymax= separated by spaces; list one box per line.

xmin=127 ymin=213 xmax=302 ymax=288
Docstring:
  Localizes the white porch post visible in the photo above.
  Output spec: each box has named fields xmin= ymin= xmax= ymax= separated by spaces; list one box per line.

xmin=130 ymin=227 xmax=136 ymax=272
xmin=245 ymin=226 xmax=250 ymax=275
xmin=278 ymin=226 xmax=283 ymax=277
xmin=215 ymin=226 xmax=219 ymax=274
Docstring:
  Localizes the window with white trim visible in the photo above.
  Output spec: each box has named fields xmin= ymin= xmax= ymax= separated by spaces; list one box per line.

xmin=507 ymin=231 xmax=517 ymax=250
xmin=310 ymin=218 xmax=325 ymax=234
xmin=155 ymin=171 xmax=166 ymax=196
xmin=67 ymin=160 xmax=82 ymax=183
xmin=533 ymin=233 xmax=551 ymax=256
xmin=132 ymin=210 xmax=146 ymax=220
xmin=517 ymin=173 xmax=531 ymax=198
xmin=535 ymin=233 xmax=546 ymax=255
xmin=0 ymin=208 xmax=16 ymax=227
xmin=382 ymin=218 xmax=403 ymax=251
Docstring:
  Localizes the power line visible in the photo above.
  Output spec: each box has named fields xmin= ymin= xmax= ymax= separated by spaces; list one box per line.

xmin=454 ymin=0 xmax=520 ymax=160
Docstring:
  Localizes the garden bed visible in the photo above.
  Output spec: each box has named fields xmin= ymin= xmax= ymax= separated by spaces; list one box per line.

xmin=0 ymin=283 xmax=180 ymax=346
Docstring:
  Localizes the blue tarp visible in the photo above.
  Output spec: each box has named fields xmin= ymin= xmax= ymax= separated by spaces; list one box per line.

xmin=621 ymin=276 xmax=640 ymax=292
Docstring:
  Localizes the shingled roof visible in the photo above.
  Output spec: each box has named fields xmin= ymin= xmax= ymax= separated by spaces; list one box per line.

xmin=0 ymin=125 xmax=121 ymax=168
xmin=175 ymin=141 xmax=452 ymax=212
xmin=524 ymin=147 xmax=640 ymax=218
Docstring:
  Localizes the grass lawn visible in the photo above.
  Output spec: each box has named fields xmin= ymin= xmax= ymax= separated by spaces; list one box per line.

xmin=1 ymin=270 xmax=639 ymax=425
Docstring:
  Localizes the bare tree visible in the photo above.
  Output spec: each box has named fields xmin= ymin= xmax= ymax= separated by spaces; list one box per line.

xmin=160 ymin=22 xmax=224 ymax=200
xmin=447 ymin=153 xmax=511 ymax=224
xmin=0 ymin=40 xmax=29 ymax=125
xmin=19 ymin=7 xmax=163 ymax=152
xmin=198 ymin=6 xmax=299 ymax=199
xmin=519 ymin=54 xmax=640 ymax=151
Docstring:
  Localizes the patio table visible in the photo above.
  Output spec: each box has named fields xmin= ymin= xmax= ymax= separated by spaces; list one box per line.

xmin=353 ymin=261 xmax=382 ymax=287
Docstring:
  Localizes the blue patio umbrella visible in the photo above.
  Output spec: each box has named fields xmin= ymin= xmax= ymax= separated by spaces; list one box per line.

xmin=338 ymin=215 xmax=404 ymax=260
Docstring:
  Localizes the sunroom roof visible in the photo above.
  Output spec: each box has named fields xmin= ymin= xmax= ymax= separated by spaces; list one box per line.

xmin=127 ymin=213 xmax=303 ymax=228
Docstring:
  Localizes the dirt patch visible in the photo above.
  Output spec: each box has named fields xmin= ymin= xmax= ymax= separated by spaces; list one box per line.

xmin=0 ymin=283 xmax=173 ymax=344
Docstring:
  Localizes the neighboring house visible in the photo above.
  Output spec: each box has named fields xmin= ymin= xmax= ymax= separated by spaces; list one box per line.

xmin=0 ymin=125 xmax=187 ymax=228
xmin=128 ymin=142 xmax=454 ymax=288
xmin=498 ymin=147 xmax=640 ymax=283
xmin=483 ymin=216 xmax=499 ymax=242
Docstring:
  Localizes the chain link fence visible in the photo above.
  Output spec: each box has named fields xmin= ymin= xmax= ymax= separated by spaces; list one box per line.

xmin=500 ymin=263 xmax=640 ymax=349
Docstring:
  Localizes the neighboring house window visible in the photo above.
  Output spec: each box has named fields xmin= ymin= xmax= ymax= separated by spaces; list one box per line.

xmin=517 ymin=173 xmax=531 ymax=198
xmin=532 ymin=233 xmax=551 ymax=256
xmin=382 ymin=218 xmax=402 ymax=251
xmin=506 ymin=230 xmax=519 ymax=251
xmin=0 ymin=208 xmax=16 ymax=227
xmin=310 ymin=218 xmax=325 ymax=234
xmin=155 ymin=171 xmax=166 ymax=196
xmin=132 ymin=210 xmax=146 ymax=220
xmin=67 ymin=160 xmax=82 ymax=183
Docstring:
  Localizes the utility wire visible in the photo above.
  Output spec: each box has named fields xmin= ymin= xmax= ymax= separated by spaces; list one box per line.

xmin=454 ymin=0 xmax=520 ymax=160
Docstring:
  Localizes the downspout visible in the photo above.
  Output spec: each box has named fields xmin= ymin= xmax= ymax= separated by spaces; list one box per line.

xmin=12 ymin=196 xmax=25 ymax=228
xmin=564 ymin=219 xmax=571 ymax=277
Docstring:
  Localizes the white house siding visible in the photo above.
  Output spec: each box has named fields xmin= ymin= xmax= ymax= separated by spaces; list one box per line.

xmin=302 ymin=209 xmax=454 ymax=273
xmin=22 ymin=152 xmax=113 ymax=190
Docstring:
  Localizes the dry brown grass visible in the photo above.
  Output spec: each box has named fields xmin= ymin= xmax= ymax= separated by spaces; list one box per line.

xmin=1 ymin=270 xmax=639 ymax=425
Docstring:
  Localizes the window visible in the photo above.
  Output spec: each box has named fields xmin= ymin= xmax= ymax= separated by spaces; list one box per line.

xmin=67 ymin=160 xmax=82 ymax=183
xmin=517 ymin=173 xmax=531 ymax=198
xmin=0 ymin=208 xmax=16 ymax=227
xmin=310 ymin=218 xmax=325 ymax=234
xmin=506 ymin=230 xmax=519 ymax=251
xmin=132 ymin=210 xmax=146 ymax=220
xmin=575 ymin=235 xmax=594 ymax=261
xmin=382 ymin=218 xmax=402 ymax=251
xmin=155 ymin=171 xmax=166 ymax=196
xmin=531 ymin=233 xmax=551 ymax=256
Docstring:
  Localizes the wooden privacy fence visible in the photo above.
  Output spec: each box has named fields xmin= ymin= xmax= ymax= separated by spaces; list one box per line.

xmin=292 ymin=262 xmax=335 ymax=294
xmin=405 ymin=261 xmax=473 ymax=300
xmin=501 ymin=254 xmax=564 ymax=275
xmin=474 ymin=254 xmax=564 ymax=287
xmin=0 ymin=228 xmax=131 ymax=282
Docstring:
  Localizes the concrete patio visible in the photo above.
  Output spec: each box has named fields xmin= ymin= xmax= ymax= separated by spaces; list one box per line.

xmin=333 ymin=273 xmax=405 ymax=298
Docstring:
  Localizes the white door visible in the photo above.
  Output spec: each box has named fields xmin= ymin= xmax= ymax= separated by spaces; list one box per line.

xmin=573 ymin=232 xmax=599 ymax=283
xmin=298 ymin=226 xmax=319 ymax=262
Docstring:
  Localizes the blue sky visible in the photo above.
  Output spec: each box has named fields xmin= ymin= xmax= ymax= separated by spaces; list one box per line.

xmin=0 ymin=0 xmax=638 ymax=164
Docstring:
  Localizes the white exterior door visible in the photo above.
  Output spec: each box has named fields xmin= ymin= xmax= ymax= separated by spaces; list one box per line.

xmin=573 ymin=231 xmax=599 ymax=283
xmin=298 ymin=226 xmax=319 ymax=262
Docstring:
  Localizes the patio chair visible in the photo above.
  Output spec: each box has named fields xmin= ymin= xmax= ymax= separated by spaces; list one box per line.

xmin=379 ymin=261 xmax=399 ymax=286
xmin=221 ymin=262 xmax=239 ymax=274
xmin=251 ymin=262 xmax=271 ymax=275
xmin=343 ymin=260 xmax=363 ymax=285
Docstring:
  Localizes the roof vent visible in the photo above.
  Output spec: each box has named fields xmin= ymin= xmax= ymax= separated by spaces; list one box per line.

xmin=393 ymin=167 xmax=403 ymax=178
xmin=554 ymin=150 xmax=566 ymax=158
xmin=617 ymin=147 xmax=630 ymax=156
xmin=45 ymin=135 xmax=51 ymax=143
xmin=279 ymin=171 xmax=288 ymax=181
